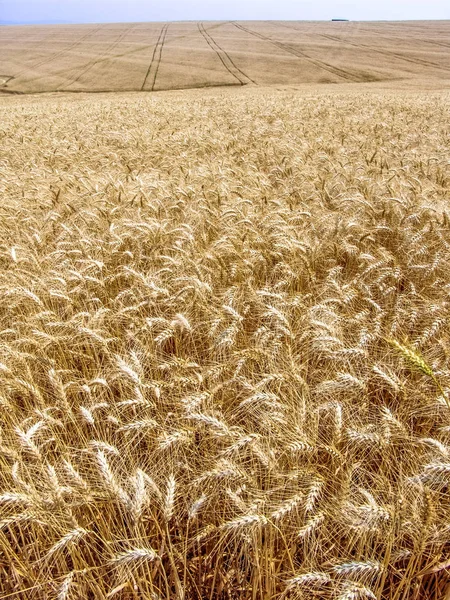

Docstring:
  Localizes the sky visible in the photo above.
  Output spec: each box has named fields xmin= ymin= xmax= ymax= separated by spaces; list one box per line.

xmin=0 ymin=0 xmax=449 ymax=25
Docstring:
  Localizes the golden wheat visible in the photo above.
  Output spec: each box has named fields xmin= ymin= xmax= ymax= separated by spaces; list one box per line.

xmin=0 ymin=87 xmax=449 ymax=599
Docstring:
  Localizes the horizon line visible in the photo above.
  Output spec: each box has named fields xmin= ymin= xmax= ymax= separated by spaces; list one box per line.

xmin=2 ymin=18 xmax=450 ymax=26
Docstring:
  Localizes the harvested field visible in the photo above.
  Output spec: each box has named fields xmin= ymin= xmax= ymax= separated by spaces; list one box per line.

xmin=1 ymin=85 xmax=450 ymax=599
xmin=1 ymin=20 xmax=450 ymax=93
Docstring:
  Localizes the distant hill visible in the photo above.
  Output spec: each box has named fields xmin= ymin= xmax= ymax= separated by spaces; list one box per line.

xmin=1 ymin=20 xmax=449 ymax=93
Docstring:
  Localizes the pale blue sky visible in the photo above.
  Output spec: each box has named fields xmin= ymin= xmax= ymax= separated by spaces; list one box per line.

xmin=1 ymin=0 xmax=448 ymax=25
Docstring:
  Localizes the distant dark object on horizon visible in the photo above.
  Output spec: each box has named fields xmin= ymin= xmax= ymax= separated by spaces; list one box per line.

xmin=332 ymin=19 xmax=349 ymax=21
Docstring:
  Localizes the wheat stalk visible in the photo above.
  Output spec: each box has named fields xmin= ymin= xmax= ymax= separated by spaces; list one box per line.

xmin=110 ymin=547 xmax=159 ymax=566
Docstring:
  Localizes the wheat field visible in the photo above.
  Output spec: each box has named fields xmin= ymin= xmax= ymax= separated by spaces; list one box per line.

xmin=1 ymin=86 xmax=450 ymax=599
xmin=1 ymin=20 xmax=450 ymax=93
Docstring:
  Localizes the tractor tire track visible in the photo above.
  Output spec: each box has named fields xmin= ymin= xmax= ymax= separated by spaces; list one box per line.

xmin=14 ymin=25 xmax=103 ymax=79
xmin=346 ymin=24 xmax=450 ymax=51
xmin=392 ymin=37 xmax=450 ymax=50
xmin=9 ymin=23 xmax=228 ymax=92
xmin=0 ymin=76 xmax=14 ymax=89
xmin=316 ymin=32 xmax=450 ymax=74
xmin=164 ymin=21 xmax=230 ymax=45
xmin=19 ymin=38 xmax=161 ymax=91
xmin=61 ymin=25 xmax=137 ymax=89
xmin=276 ymin=21 xmax=450 ymax=69
xmin=141 ymin=24 xmax=169 ymax=91
xmin=232 ymin=22 xmax=360 ymax=82
xmin=198 ymin=22 xmax=256 ymax=85
xmin=271 ymin=21 xmax=320 ymax=37
xmin=149 ymin=23 xmax=169 ymax=91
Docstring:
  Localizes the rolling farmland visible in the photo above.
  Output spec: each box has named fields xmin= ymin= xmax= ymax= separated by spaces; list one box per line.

xmin=1 ymin=20 xmax=450 ymax=93
xmin=1 ymin=14 xmax=450 ymax=600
